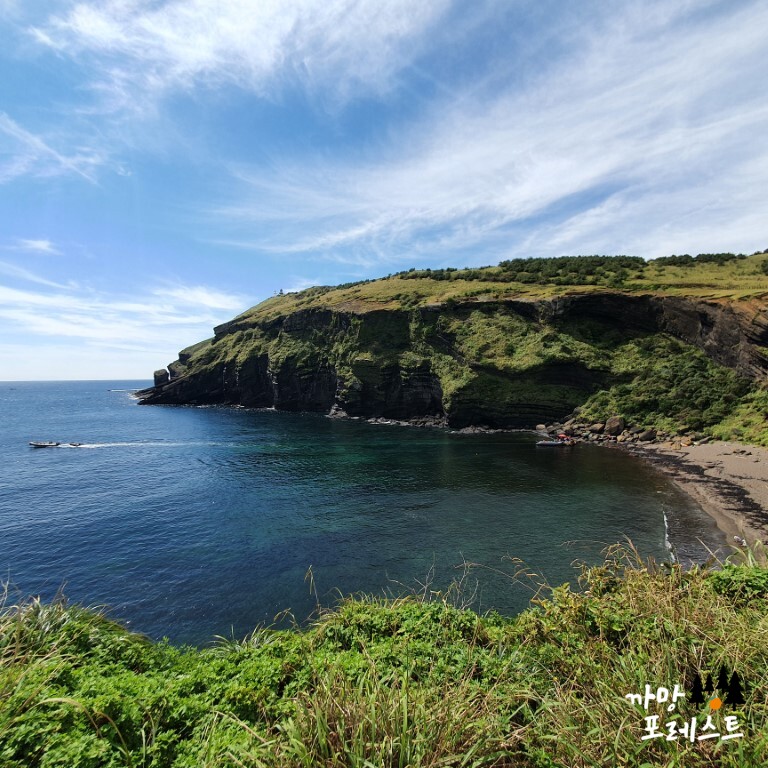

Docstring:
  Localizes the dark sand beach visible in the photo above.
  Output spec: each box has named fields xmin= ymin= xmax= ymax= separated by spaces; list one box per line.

xmin=622 ymin=440 xmax=768 ymax=548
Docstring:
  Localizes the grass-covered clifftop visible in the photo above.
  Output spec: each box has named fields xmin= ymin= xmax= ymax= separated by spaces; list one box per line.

xmin=2 ymin=547 xmax=767 ymax=767
xmin=227 ymin=252 xmax=768 ymax=321
xmin=142 ymin=253 xmax=768 ymax=444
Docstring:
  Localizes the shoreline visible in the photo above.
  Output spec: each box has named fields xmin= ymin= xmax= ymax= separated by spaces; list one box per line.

xmin=616 ymin=440 xmax=768 ymax=548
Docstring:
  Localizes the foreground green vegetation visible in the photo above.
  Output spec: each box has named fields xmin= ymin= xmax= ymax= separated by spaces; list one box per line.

xmin=2 ymin=546 xmax=767 ymax=767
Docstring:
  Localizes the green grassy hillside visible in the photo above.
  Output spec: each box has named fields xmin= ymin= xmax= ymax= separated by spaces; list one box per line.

xmin=234 ymin=252 xmax=768 ymax=322
xmin=2 ymin=546 xmax=767 ymax=767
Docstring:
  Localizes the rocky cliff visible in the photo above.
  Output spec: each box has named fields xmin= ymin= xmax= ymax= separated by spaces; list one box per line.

xmin=139 ymin=289 xmax=768 ymax=434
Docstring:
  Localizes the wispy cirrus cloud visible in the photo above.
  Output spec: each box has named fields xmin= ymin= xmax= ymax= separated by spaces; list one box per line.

xmin=0 ymin=274 xmax=250 ymax=379
xmin=0 ymin=279 xmax=248 ymax=352
xmin=152 ymin=285 xmax=246 ymax=312
xmin=283 ymin=276 xmax=324 ymax=295
xmin=211 ymin=0 xmax=768 ymax=262
xmin=14 ymin=238 xmax=62 ymax=255
xmin=0 ymin=112 xmax=104 ymax=183
xmin=0 ymin=261 xmax=71 ymax=288
xmin=1 ymin=238 xmax=62 ymax=257
xmin=30 ymin=0 xmax=451 ymax=114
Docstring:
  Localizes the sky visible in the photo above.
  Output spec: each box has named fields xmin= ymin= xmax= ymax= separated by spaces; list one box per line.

xmin=0 ymin=0 xmax=766 ymax=380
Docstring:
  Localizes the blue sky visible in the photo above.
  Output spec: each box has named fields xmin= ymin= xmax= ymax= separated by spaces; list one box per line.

xmin=1 ymin=0 xmax=766 ymax=380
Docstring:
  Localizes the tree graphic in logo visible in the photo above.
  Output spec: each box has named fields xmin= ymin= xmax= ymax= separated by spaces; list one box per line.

xmin=689 ymin=665 xmax=745 ymax=707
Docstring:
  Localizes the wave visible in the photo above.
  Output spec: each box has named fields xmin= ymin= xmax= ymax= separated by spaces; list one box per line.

xmin=663 ymin=508 xmax=676 ymax=563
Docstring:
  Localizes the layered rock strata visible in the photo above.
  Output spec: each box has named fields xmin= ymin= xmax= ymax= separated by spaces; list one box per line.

xmin=139 ymin=293 xmax=768 ymax=429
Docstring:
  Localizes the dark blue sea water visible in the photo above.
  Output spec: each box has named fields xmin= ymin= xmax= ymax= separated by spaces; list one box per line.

xmin=0 ymin=381 xmax=727 ymax=645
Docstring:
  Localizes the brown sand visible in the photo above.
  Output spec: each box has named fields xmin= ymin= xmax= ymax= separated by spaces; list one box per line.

xmin=621 ymin=441 xmax=768 ymax=547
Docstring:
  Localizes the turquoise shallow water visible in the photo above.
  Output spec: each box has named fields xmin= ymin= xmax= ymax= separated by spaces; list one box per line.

xmin=0 ymin=381 xmax=727 ymax=645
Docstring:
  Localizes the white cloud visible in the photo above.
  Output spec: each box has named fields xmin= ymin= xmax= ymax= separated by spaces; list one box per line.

xmin=31 ymin=0 xmax=451 ymax=113
xmin=283 ymin=277 xmax=322 ymax=294
xmin=15 ymin=238 xmax=61 ymax=255
xmin=152 ymin=284 xmax=247 ymax=311
xmin=0 ymin=261 xmax=70 ymax=288
xmin=211 ymin=0 xmax=768 ymax=262
xmin=0 ymin=112 xmax=104 ymax=183
xmin=5 ymin=0 xmax=767 ymax=271
xmin=0 ymin=281 xmax=249 ymax=356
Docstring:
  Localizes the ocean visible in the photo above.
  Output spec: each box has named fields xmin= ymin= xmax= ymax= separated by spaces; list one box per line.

xmin=0 ymin=381 xmax=728 ymax=645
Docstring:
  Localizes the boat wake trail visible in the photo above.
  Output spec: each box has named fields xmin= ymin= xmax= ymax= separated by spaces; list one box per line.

xmin=75 ymin=441 xmax=218 ymax=449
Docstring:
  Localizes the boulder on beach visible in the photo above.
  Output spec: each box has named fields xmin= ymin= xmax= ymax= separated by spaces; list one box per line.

xmin=604 ymin=416 xmax=625 ymax=436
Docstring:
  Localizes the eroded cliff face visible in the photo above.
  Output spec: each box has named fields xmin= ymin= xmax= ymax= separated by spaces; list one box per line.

xmin=138 ymin=293 xmax=768 ymax=428
xmin=657 ymin=297 xmax=768 ymax=379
